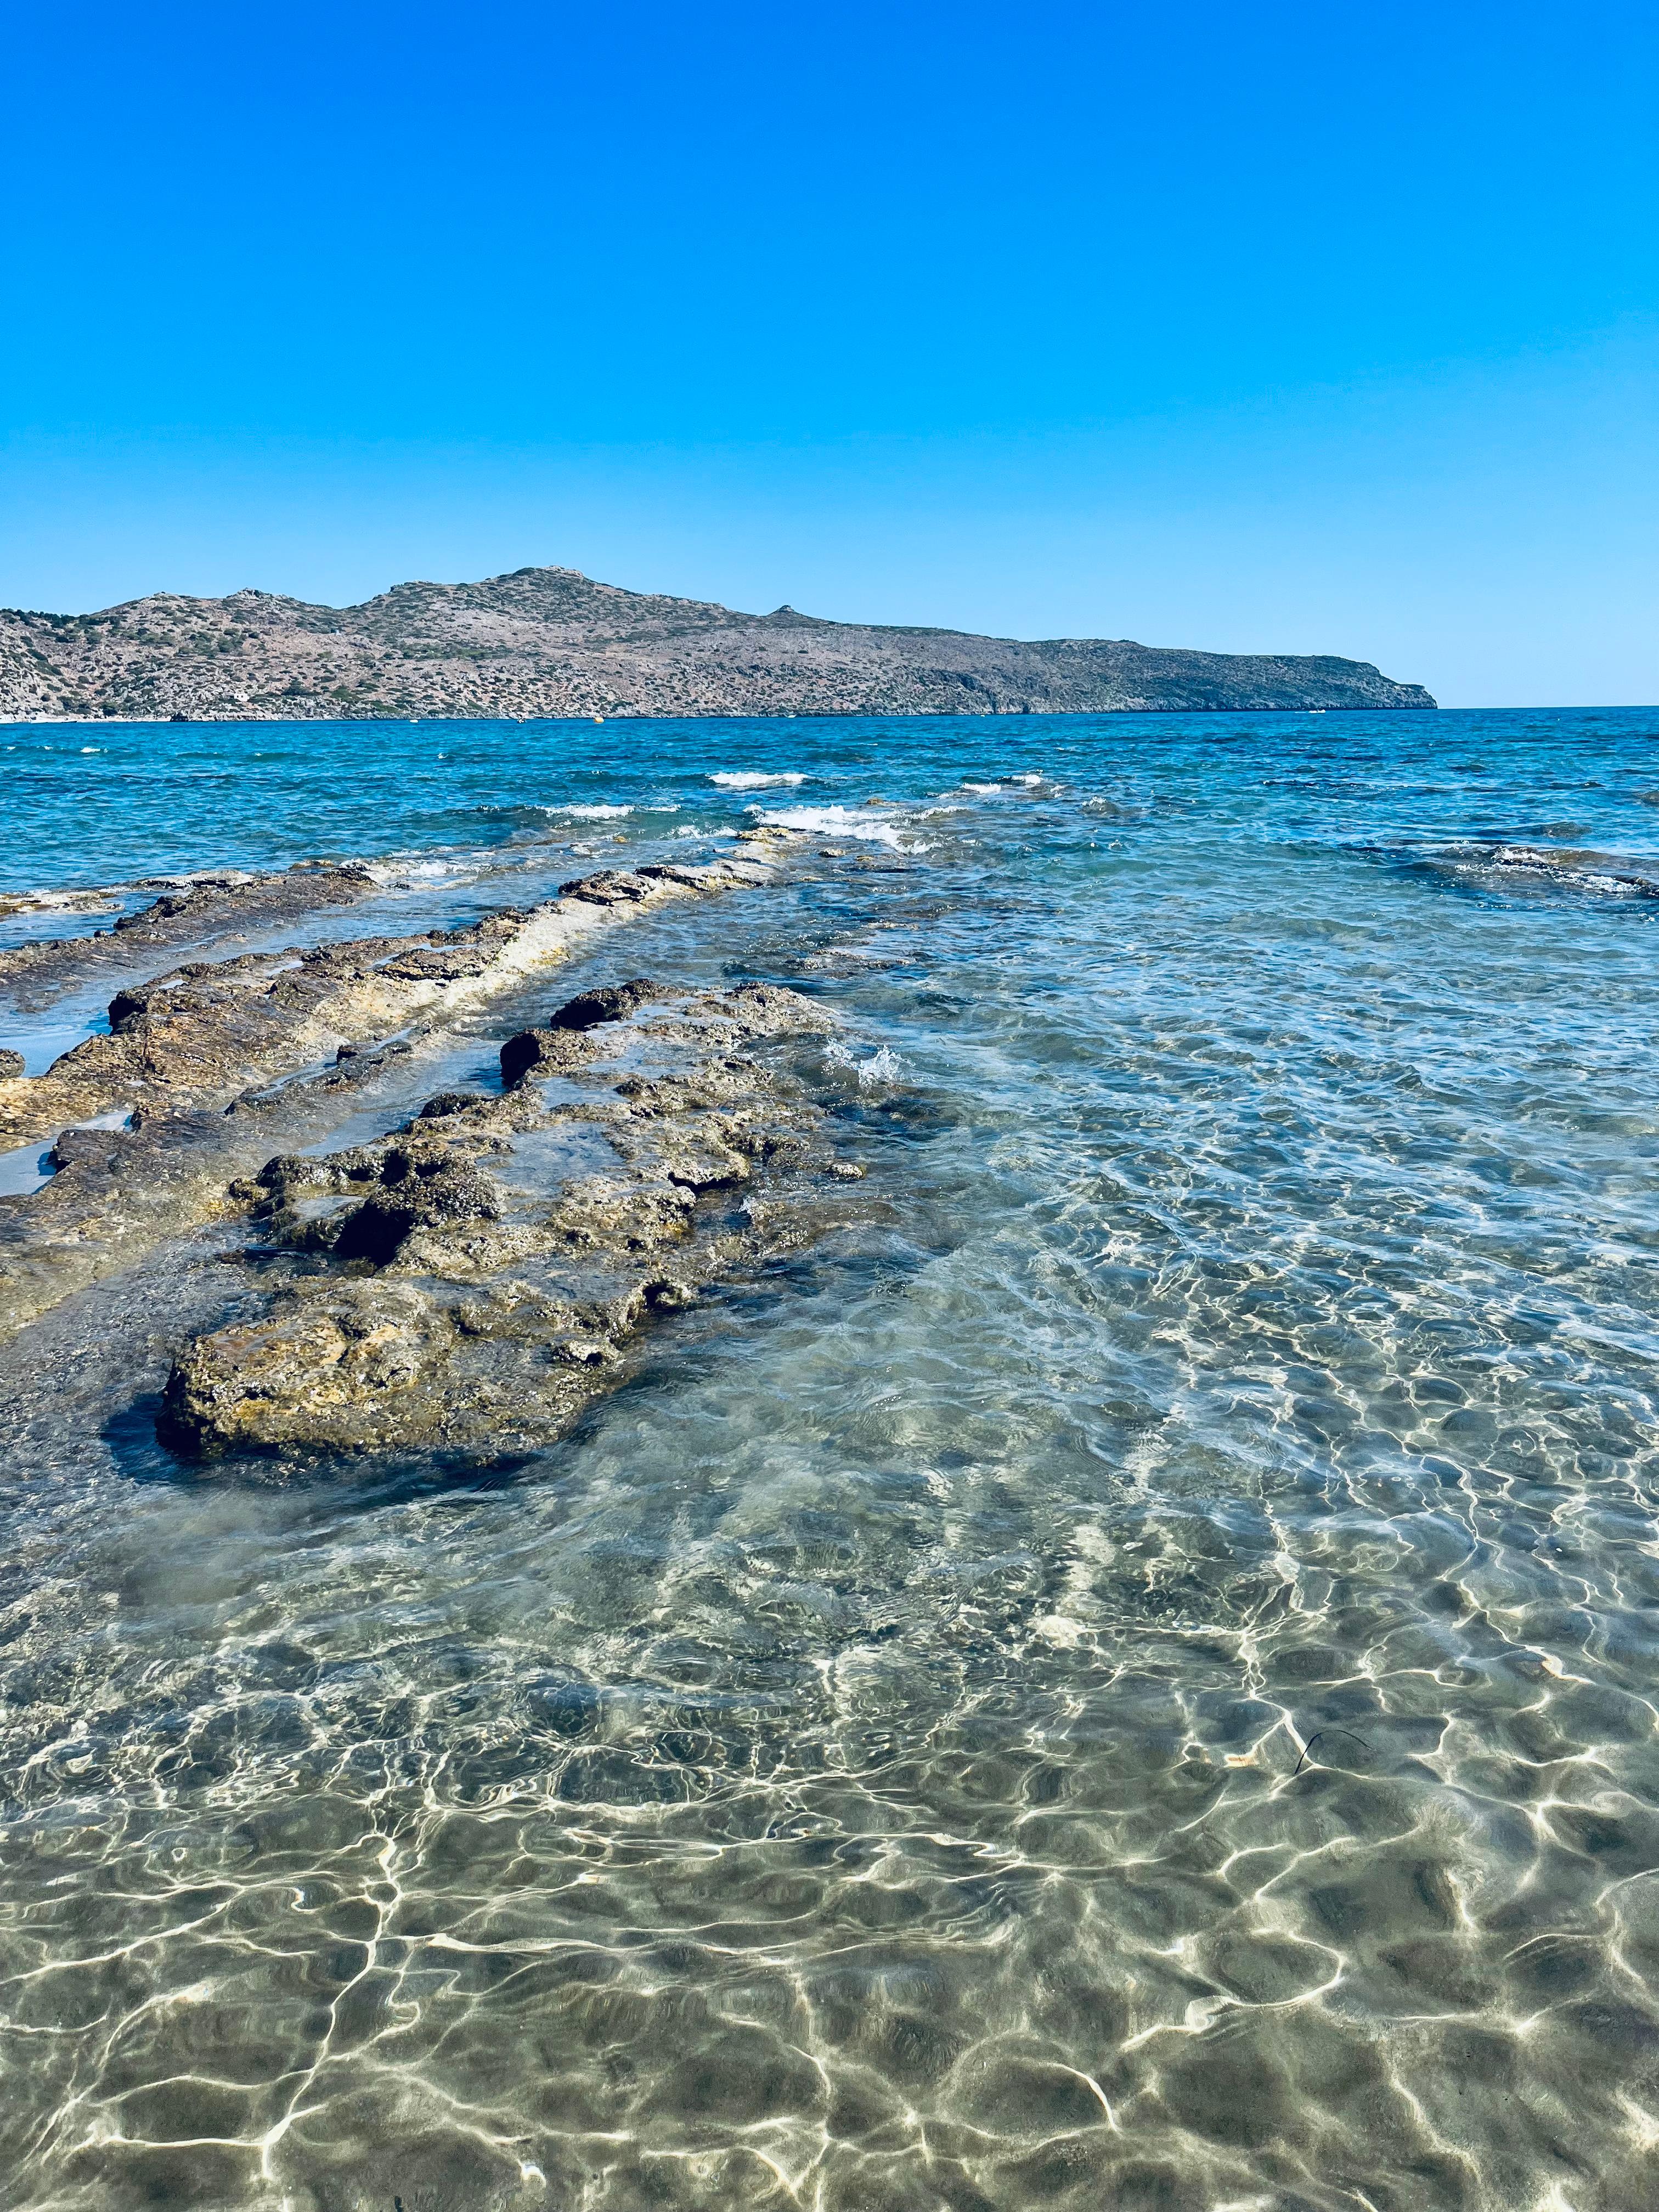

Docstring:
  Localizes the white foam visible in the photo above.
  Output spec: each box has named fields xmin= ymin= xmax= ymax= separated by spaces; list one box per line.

xmin=709 ymin=771 xmax=808 ymax=789
xmin=557 ymin=804 xmax=633 ymax=820
xmin=826 ymin=1039 xmax=905 ymax=1086
xmin=753 ymin=804 xmax=922 ymax=852
xmin=0 ymin=886 xmax=121 ymax=915
xmin=360 ymin=854 xmax=478 ymax=887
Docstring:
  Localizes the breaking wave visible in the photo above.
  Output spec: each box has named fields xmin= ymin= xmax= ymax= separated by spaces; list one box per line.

xmin=708 ymin=770 xmax=809 ymax=789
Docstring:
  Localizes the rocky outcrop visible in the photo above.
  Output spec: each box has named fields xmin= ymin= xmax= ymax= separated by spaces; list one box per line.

xmin=0 ymin=564 xmax=1437 ymax=723
xmin=1 ymin=909 xmax=567 ymax=1152
xmin=0 ymin=856 xmax=784 ymax=1340
xmin=0 ymin=863 xmax=383 ymax=1012
xmin=159 ymin=981 xmax=855 ymax=1458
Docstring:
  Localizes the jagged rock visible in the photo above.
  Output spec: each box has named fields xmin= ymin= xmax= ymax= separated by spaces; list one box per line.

xmin=556 ymin=871 xmax=656 ymax=907
xmin=548 ymin=977 xmax=662 ymax=1029
xmin=327 ymin=1153 xmax=501 ymax=1266
xmin=47 ymin=1126 xmax=126 ymax=1172
xmin=498 ymin=977 xmax=662 ymax=1086
xmin=0 ymin=858 xmax=785 ymax=1342
xmin=0 ymin=863 xmax=381 ymax=1011
xmin=415 ymin=1090 xmax=487 ymax=1120
xmin=160 ymin=979 xmax=856 ymax=1457
xmin=157 ymin=1280 xmax=462 ymax=1454
xmin=0 ymin=1049 xmax=22 ymax=1079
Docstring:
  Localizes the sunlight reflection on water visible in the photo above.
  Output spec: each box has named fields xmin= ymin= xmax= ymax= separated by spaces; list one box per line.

xmin=2 ymin=707 xmax=1658 ymax=2209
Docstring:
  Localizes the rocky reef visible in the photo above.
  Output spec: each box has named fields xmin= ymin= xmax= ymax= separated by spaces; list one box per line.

xmin=0 ymin=854 xmax=783 ymax=1340
xmin=160 ymin=979 xmax=856 ymax=1458
xmin=0 ymin=862 xmax=383 ymax=1008
xmin=0 ymin=563 xmax=1437 ymax=721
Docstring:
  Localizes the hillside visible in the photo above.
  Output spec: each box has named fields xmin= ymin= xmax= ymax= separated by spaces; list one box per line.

xmin=0 ymin=566 xmax=1436 ymax=721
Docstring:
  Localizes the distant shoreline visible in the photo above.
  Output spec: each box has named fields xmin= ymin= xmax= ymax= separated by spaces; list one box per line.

xmin=0 ymin=561 xmax=1436 ymax=722
xmin=1 ymin=700 xmax=1437 ymax=729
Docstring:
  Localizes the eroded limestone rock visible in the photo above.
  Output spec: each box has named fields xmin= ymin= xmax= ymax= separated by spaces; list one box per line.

xmin=0 ymin=859 xmax=785 ymax=1341
xmin=160 ymin=978 xmax=849 ymax=1458
xmin=0 ymin=863 xmax=382 ymax=1011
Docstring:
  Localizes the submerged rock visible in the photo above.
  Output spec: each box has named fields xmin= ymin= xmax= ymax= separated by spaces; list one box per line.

xmin=0 ymin=859 xmax=786 ymax=1341
xmin=0 ymin=862 xmax=383 ymax=1012
xmin=1 ymin=905 xmax=560 ymax=1152
xmin=160 ymin=979 xmax=849 ymax=1458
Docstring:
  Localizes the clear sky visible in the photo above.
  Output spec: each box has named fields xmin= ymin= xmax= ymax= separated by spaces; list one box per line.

xmin=3 ymin=0 xmax=1655 ymax=705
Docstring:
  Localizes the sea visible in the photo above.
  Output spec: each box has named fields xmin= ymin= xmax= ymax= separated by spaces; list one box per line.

xmin=2 ymin=706 xmax=1657 ymax=2211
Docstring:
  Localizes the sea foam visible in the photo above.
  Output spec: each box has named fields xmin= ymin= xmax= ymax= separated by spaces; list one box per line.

xmin=754 ymin=803 xmax=920 ymax=851
xmin=709 ymin=771 xmax=808 ymax=789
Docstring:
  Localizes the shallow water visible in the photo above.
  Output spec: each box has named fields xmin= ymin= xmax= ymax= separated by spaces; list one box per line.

xmin=3 ymin=708 xmax=1659 ymax=2210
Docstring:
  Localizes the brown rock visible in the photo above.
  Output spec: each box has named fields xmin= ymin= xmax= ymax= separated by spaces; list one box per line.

xmin=159 ymin=978 xmax=861 ymax=1457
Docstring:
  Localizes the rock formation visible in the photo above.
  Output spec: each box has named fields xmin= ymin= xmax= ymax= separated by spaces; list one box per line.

xmin=160 ymin=980 xmax=854 ymax=1458
xmin=0 ymin=864 xmax=383 ymax=1007
xmin=0 ymin=855 xmax=782 ymax=1340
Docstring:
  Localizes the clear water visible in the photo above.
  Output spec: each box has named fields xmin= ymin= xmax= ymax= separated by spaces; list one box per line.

xmin=3 ymin=708 xmax=1659 ymax=2211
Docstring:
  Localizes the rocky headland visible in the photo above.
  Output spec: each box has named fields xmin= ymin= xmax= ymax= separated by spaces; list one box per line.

xmin=0 ymin=564 xmax=1436 ymax=721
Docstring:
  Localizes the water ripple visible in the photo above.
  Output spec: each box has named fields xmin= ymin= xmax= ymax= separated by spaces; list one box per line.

xmin=2 ymin=708 xmax=1658 ymax=2208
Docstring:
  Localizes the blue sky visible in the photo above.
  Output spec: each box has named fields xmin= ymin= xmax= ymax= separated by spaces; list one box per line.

xmin=3 ymin=0 xmax=1654 ymax=705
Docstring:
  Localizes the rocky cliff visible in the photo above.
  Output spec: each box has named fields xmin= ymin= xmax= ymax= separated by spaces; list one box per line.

xmin=0 ymin=565 xmax=1436 ymax=720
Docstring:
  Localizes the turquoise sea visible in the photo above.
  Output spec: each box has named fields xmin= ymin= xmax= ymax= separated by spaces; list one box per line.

xmin=3 ymin=707 xmax=1659 ymax=2210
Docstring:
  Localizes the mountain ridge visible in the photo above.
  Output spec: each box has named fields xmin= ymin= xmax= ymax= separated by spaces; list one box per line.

xmin=0 ymin=563 xmax=1437 ymax=720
